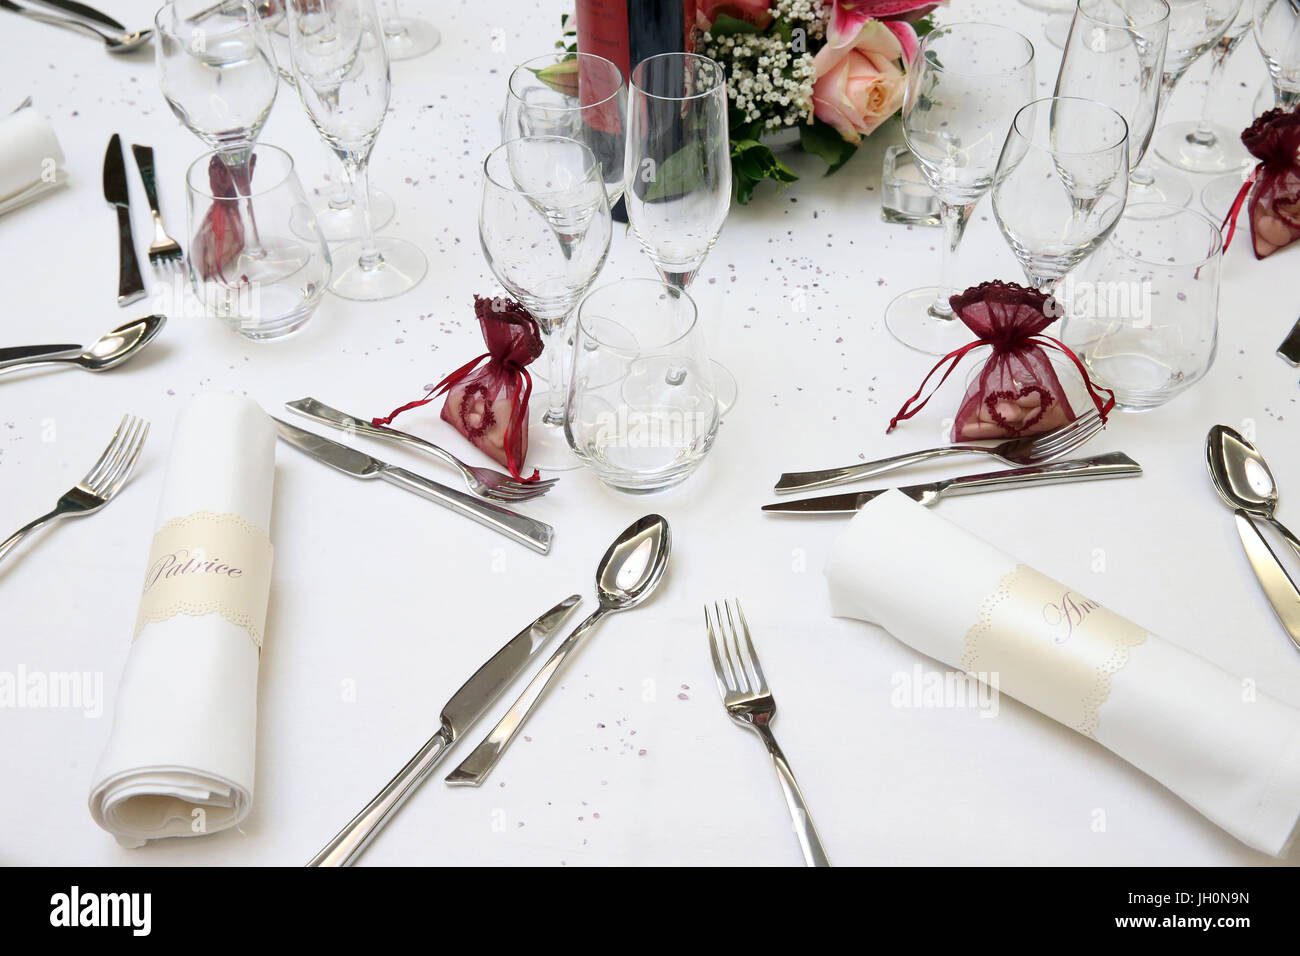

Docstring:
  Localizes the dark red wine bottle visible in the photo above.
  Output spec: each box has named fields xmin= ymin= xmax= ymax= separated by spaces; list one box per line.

xmin=576 ymin=0 xmax=698 ymax=222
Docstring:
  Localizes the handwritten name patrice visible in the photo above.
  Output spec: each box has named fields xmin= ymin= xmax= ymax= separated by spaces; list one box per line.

xmin=143 ymin=548 xmax=244 ymax=591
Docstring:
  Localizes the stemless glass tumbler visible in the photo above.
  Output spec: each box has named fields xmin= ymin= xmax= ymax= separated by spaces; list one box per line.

xmin=1061 ymin=203 xmax=1222 ymax=410
xmin=185 ymin=144 xmax=331 ymax=340
xmin=567 ymin=280 xmax=719 ymax=493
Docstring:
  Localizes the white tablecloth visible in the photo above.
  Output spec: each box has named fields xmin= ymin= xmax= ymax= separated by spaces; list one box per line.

xmin=2 ymin=0 xmax=1298 ymax=866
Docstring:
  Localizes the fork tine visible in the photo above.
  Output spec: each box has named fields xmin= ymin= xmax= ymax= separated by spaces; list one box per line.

xmin=82 ymin=415 xmax=131 ymax=487
xmin=1027 ymin=414 xmax=1104 ymax=462
xmin=731 ymin=599 xmax=769 ymax=695
xmin=718 ymin=600 xmax=752 ymax=695
xmin=99 ymin=421 xmax=148 ymax=500
xmin=1028 ymin=411 xmax=1101 ymax=454
xmin=90 ymin=417 xmax=141 ymax=495
xmin=705 ymin=605 xmax=733 ymax=696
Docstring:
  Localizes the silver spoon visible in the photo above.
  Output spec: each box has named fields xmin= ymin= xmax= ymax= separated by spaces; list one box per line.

xmin=0 ymin=314 xmax=167 ymax=377
xmin=445 ymin=514 xmax=672 ymax=787
xmin=0 ymin=0 xmax=152 ymax=53
xmin=1206 ymin=424 xmax=1300 ymax=558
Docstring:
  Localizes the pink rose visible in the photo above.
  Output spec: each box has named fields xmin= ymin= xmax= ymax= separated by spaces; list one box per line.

xmin=811 ymin=19 xmax=915 ymax=144
xmin=697 ymin=0 xmax=774 ymax=31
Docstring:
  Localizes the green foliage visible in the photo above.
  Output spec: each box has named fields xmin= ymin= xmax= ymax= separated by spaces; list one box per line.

xmin=798 ymin=118 xmax=858 ymax=175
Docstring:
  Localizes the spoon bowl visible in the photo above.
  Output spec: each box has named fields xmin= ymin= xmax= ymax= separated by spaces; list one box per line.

xmin=594 ymin=513 xmax=671 ymax=612
xmin=79 ymin=314 xmax=167 ymax=370
xmin=1206 ymin=424 xmax=1300 ymax=557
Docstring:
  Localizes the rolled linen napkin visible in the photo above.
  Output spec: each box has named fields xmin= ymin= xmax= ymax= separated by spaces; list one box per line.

xmin=0 ymin=106 xmax=65 ymax=215
xmin=825 ymin=490 xmax=1300 ymax=857
xmin=89 ymin=393 xmax=275 ymax=847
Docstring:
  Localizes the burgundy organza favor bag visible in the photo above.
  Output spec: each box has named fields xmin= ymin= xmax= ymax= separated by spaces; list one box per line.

xmin=889 ymin=281 xmax=1114 ymax=441
xmin=1221 ymin=107 xmax=1300 ymax=259
xmin=374 ymin=295 xmax=544 ymax=481
xmin=189 ymin=155 xmax=255 ymax=282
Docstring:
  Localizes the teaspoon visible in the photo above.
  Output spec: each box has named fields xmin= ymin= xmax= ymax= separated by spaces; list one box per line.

xmin=1206 ymin=424 xmax=1300 ymax=558
xmin=0 ymin=314 xmax=166 ymax=378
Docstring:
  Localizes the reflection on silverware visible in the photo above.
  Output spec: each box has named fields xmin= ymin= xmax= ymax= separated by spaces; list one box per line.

xmin=1233 ymin=511 xmax=1300 ymax=652
xmin=445 ymin=515 xmax=670 ymax=787
xmin=130 ymin=145 xmax=183 ymax=271
xmin=763 ymin=452 xmax=1142 ymax=514
xmin=0 ymin=415 xmax=148 ymax=567
xmin=103 ymin=133 xmax=146 ymax=305
xmin=774 ymin=410 xmax=1104 ymax=493
xmin=1206 ymin=424 xmax=1300 ymax=559
xmin=307 ymin=595 xmax=583 ymax=867
xmin=29 ymin=0 xmax=124 ymax=29
xmin=272 ymin=418 xmax=554 ymax=554
xmin=1277 ymin=316 xmax=1300 ymax=366
xmin=0 ymin=315 xmax=166 ymax=378
xmin=706 ymin=599 xmax=830 ymax=867
xmin=285 ymin=397 xmax=558 ymax=503
xmin=0 ymin=0 xmax=151 ymax=52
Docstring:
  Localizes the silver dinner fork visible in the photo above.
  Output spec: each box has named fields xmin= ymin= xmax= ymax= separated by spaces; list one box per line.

xmin=0 ymin=415 xmax=148 ymax=567
xmin=130 ymin=145 xmax=183 ymax=271
xmin=706 ymin=599 xmax=830 ymax=867
xmin=774 ymin=409 xmax=1105 ymax=493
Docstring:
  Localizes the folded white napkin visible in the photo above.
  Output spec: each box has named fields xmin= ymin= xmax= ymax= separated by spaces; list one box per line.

xmin=0 ymin=106 xmax=66 ymax=216
xmin=825 ymin=490 xmax=1300 ymax=857
xmin=89 ymin=393 xmax=276 ymax=847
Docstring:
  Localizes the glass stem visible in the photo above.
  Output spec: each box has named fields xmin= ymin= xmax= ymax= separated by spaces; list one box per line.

xmin=930 ymin=200 xmax=973 ymax=319
xmin=542 ymin=313 xmax=572 ymax=427
xmin=342 ymin=156 xmax=382 ymax=271
xmin=1275 ymin=84 xmax=1300 ymax=110
xmin=1191 ymin=49 xmax=1232 ymax=146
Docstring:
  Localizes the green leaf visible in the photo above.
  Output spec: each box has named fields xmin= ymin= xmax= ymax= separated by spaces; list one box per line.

xmin=798 ymin=119 xmax=859 ymax=175
xmin=729 ymin=139 xmax=798 ymax=203
xmin=708 ymin=13 xmax=763 ymax=37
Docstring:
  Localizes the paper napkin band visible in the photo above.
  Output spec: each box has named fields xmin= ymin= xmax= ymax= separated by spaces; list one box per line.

xmin=960 ymin=564 xmax=1149 ymax=738
xmin=134 ymin=511 xmax=274 ymax=648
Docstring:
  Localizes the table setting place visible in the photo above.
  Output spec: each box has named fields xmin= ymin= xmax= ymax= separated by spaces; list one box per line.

xmin=4 ymin=0 xmax=1300 ymax=873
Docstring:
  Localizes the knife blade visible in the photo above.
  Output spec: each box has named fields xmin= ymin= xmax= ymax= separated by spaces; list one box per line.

xmin=307 ymin=594 xmax=582 ymax=867
xmin=1234 ymin=510 xmax=1300 ymax=652
xmin=29 ymin=0 xmax=123 ymax=29
xmin=273 ymin=417 xmax=554 ymax=554
xmin=102 ymin=134 xmax=145 ymax=306
xmin=1277 ymin=317 xmax=1300 ymax=367
xmin=762 ymin=452 xmax=1143 ymax=514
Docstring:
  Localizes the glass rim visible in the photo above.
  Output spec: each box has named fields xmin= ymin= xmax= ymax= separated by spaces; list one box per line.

xmin=155 ymin=0 xmax=265 ymax=41
xmin=1074 ymin=0 xmax=1171 ymax=30
xmin=1010 ymin=96 xmax=1130 ymax=154
xmin=1108 ymin=202 xmax=1225 ymax=266
xmin=507 ymin=52 xmax=626 ymax=112
xmin=629 ymin=53 xmax=726 ymax=102
xmin=919 ymin=22 xmax=1035 ymax=75
xmin=577 ymin=278 xmax=700 ymax=350
xmin=185 ymin=142 xmax=297 ymax=198
xmin=482 ymin=136 xmax=604 ymax=195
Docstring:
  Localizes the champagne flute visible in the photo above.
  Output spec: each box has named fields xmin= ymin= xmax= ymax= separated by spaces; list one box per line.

xmin=1254 ymin=0 xmax=1300 ymax=108
xmin=624 ymin=52 xmax=738 ymax=409
xmin=885 ymin=23 xmax=1036 ymax=355
xmin=285 ymin=0 xmax=427 ymax=300
xmin=481 ymin=137 xmax=612 ymax=470
xmin=378 ymin=0 xmax=440 ymax=60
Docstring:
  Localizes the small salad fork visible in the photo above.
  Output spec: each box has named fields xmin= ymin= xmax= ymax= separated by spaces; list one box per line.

xmin=131 ymin=145 xmax=183 ymax=270
xmin=706 ymin=599 xmax=830 ymax=867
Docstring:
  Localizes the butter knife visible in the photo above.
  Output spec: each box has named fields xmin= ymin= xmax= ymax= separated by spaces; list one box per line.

xmin=1234 ymin=510 xmax=1300 ymax=651
xmin=103 ymin=134 xmax=145 ymax=306
xmin=1277 ymin=318 xmax=1300 ymax=367
xmin=273 ymin=418 xmax=554 ymax=553
xmin=307 ymin=595 xmax=582 ymax=866
xmin=761 ymin=452 xmax=1142 ymax=513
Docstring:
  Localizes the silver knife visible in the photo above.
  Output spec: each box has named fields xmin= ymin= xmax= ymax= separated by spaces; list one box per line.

xmin=761 ymin=452 xmax=1142 ymax=513
xmin=273 ymin=417 xmax=554 ymax=553
xmin=1277 ymin=318 xmax=1300 ymax=367
xmin=103 ymin=134 xmax=145 ymax=306
xmin=29 ymin=0 xmax=123 ymax=28
xmin=1234 ymin=510 xmax=1300 ymax=652
xmin=307 ymin=595 xmax=582 ymax=866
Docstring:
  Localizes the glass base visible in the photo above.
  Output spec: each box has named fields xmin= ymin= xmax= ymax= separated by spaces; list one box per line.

xmin=328 ymin=237 xmax=427 ymax=301
xmin=1044 ymin=13 xmax=1071 ymax=48
xmin=885 ymin=287 xmax=976 ymax=355
xmin=1153 ymin=120 xmax=1248 ymax=173
xmin=383 ymin=19 xmax=440 ymax=60
xmin=309 ymin=187 xmax=396 ymax=242
xmin=1128 ymin=167 xmax=1192 ymax=207
xmin=527 ymin=394 xmax=583 ymax=472
xmin=1201 ymin=170 xmax=1251 ymax=220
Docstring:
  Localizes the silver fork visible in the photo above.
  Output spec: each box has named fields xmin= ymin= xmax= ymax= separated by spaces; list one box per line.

xmin=0 ymin=415 xmax=148 ymax=567
xmin=774 ymin=409 xmax=1105 ymax=493
xmin=285 ymin=398 xmax=557 ymax=503
xmin=706 ymin=599 xmax=830 ymax=867
xmin=130 ymin=145 xmax=183 ymax=271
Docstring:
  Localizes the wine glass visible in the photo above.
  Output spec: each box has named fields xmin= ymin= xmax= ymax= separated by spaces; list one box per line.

xmin=992 ymin=97 xmax=1130 ymax=294
xmin=1055 ymin=0 xmax=1178 ymax=204
xmin=1254 ymin=0 xmax=1300 ymax=108
xmin=379 ymin=0 xmax=440 ymax=60
xmin=285 ymin=0 xmax=427 ymax=300
xmin=481 ymin=137 xmax=612 ymax=470
xmin=1202 ymin=59 xmax=1285 ymax=216
xmin=504 ymin=52 xmax=627 ymax=208
xmin=1154 ymin=4 xmax=1253 ymax=171
xmin=624 ymin=52 xmax=737 ymax=408
xmin=886 ymin=23 xmax=1036 ymax=355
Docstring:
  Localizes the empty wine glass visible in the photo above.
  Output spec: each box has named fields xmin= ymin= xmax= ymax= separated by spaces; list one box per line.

xmin=886 ymin=23 xmax=1036 ymax=355
xmin=504 ymin=53 xmax=627 ymax=207
xmin=1055 ymin=0 xmax=1176 ymax=204
xmin=285 ymin=0 xmax=427 ymax=300
xmin=1060 ymin=203 xmax=1221 ymax=410
xmin=1154 ymin=3 xmax=1253 ymax=171
xmin=993 ymin=97 xmax=1131 ymax=293
xmin=624 ymin=52 xmax=738 ymax=409
xmin=567 ymin=279 xmax=719 ymax=492
xmin=481 ymin=137 xmax=612 ymax=470
xmin=1202 ymin=74 xmax=1279 ymax=216
xmin=379 ymin=0 xmax=440 ymax=60
xmin=1254 ymin=0 xmax=1300 ymax=108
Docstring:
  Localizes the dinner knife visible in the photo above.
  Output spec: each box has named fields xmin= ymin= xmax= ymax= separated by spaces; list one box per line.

xmin=1234 ymin=510 xmax=1300 ymax=652
xmin=1277 ymin=317 xmax=1300 ymax=367
xmin=307 ymin=595 xmax=582 ymax=866
xmin=103 ymin=134 xmax=145 ymax=306
xmin=29 ymin=0 xmax=123 ymax=29
xmin=761 ymin=452 xmax=1142 ymax=513
xmin=273 ymin=417 xmax=554 ymax=553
